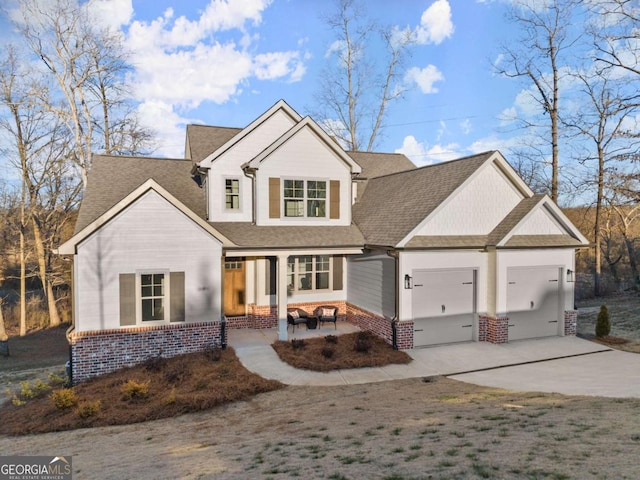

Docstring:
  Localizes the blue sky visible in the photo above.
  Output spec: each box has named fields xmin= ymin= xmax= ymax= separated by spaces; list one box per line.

xmin=0 ymin=0 xmax=546 ymax=166
xmin=86 ymin=0 xmax=526 ymax=165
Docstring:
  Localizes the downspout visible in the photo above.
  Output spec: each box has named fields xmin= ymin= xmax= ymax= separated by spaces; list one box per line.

xmin=243 ymin=167 xmax=257 ymax=225
xmin=386 ymin=249 xmax=400 ymax=350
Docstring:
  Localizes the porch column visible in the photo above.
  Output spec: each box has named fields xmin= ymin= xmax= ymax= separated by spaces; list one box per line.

xmin=277 ymin=254 xmax=289 ymax=341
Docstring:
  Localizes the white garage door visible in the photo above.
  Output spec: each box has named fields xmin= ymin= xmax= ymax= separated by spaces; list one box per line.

xmin=507 ymin=266 xmax=560 ymax=341
xmin=412 ymin=269 xmax=475 ymax=347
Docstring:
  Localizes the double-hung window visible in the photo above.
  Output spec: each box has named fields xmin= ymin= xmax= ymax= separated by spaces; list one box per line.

xmin=283 ymin=179 xmax=326 ymax=218
xmin=287 ymin=255 xmax=331 ymax=292
xmin=140 ymin=273 xmax=166 ymax=321
xmin=225 ymin=178 xmax=240 ymax=210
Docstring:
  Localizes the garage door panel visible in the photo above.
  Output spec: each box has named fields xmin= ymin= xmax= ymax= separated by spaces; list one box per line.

xmin=507 ymin=267 xmax=560 ymax=341
xmin=412 ymin=269 xmax=475 ymax=347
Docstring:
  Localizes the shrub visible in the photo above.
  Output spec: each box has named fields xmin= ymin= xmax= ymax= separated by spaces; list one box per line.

xmin=325 ymin=335 xmax=338 ymax=344
xmin=203 ymin=345 xmax=222 ymax=362
xmin=353 ymin=332 xmax=372 ymax=353
xmin=321 ymin=346 xmax=335 ymax=359
xmin=595 ymin=304 xmax=611 ymax=338
xmin=291 ymin=338 xmax=306 ymax=350
xmin=76 ymin=400 xmax=101 ymax=419
xmin=50 ymin=388 xmax=79 ymax=410
xmin=144 ymin=355 xmax=167 ymax=372
xmin=19 ymin=381 xmax=36 ymax=400
xmin=121 ymin=379 xmax=150 ymax=401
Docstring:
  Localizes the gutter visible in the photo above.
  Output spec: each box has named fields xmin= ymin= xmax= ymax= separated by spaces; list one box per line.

xmin=242 ymin=166 xmax=257 ymax=225
xmin=386 ymin=249 xmax=400 ymax=350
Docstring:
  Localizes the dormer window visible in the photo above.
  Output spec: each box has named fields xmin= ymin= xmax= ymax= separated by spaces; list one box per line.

xmin=283 ymin=179 xmax=326 ymax=218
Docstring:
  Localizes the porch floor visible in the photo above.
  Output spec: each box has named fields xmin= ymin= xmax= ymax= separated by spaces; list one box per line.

xmin=227 ymin=320 xmax=361 ymax=348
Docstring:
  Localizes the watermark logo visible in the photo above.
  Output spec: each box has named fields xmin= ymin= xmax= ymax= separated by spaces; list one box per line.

xmin=0 ymin=456 xmax=72 ymax=480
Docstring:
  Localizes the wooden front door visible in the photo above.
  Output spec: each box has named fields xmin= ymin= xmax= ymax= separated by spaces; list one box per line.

xmin=224 ymin=259 xmax=246 ymax=317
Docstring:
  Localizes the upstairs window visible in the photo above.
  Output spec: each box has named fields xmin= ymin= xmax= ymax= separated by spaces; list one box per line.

xmin=283 ymin=179 xmax=326 ymax=218
xmin=225 ymin=178 xmax=240 ymax=210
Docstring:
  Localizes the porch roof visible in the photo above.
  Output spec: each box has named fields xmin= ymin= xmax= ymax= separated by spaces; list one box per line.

xmin=210 ymin=222 xmax=365 ymax=249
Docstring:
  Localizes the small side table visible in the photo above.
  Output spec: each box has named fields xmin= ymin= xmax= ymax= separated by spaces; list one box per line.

xmin=306 ymin=316 xmax=318 ymax=330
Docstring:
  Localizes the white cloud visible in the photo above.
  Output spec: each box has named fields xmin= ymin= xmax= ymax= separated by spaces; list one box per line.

xmin=254 ymin=51 xmax=304 ymax=81
xmin=460 ymin=118 xmax=472 ymax=135
xmin=395 ymin=135 xmax=460 ymax=166
xmin=88 ymin=0 xmax=133 ymax=30
xmin=137 ymin=101 xmax=192 ymax=158
xmin=405 ymin=65 xmax=444 ymax=94
xmin=414 ymin=0 xmax=454 ymax=45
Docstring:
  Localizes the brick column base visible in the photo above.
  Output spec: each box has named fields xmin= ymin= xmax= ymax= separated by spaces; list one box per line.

xmin=564 ymin=310 xmax=578 ymax=336
xmin=479 ymin=315 xmax=509 ymax=344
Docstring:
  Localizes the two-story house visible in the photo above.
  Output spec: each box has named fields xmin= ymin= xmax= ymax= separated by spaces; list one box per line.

xmin=58 ymin=100 xmax=589 ymax=383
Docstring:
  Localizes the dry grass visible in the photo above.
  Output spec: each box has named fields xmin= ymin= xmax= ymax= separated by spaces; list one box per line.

xmin=272 ymin=332 xmax=412 ymax=372
xmin=577 ymin=295 xmax=640 ymax=353
xmin=0 ymin=347 xmax=283 ymax=436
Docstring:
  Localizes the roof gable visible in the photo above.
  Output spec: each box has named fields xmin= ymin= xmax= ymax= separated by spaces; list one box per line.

xmin=198 ymin=99 xmax=302 ymax=169
xmin=58 ymin=180 xmax=231 ymax=255
xmin=243 ymin=116 xmax=362 ymax=174
xmin=353 ymin=151 xmax=496 ymax=247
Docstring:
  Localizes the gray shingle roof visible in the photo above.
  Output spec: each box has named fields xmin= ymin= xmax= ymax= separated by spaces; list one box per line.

xmin=75 ymin=155 xmax=206 ymax=233
xmin=348 ymin=151 xmax=415 ymax=178
xmin=185 ymin=125 xmax=242 ymax=163
xmin=353 ymin=151 xmax=495 ymax=247
xmin=210 ymin=222 xmax=365 ymax=248
xmin=503 ymin=235 xmax=584 ymax=248
xmin=486 ymin=195 xmax=545 ymax=245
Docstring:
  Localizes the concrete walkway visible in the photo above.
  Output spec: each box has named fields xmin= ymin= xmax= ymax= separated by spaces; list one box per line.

xmin=228 ymin=327 xmax=640 ymax=397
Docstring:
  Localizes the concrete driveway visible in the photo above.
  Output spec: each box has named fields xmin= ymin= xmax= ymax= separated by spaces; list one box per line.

xmin=228 ymin=328 xmax=640 ymax=398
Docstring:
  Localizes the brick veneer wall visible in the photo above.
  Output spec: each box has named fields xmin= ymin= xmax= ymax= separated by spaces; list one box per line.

xmin=479 ymin=315 xmax=509 ymax=344
xmin=564 ymin=310 xmax=578 ymax=336
xmin=69 ymin=321 xmax=224 ymax=384
xmin=226 ymin=302 xmax=347 ymax=330
xmin=346 ymin=303 xmax=398 ymax=347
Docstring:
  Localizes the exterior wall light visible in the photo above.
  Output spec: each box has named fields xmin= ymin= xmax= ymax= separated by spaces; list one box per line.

xmin=566 ymin=269 xmax=575 ymax=283
xmin=404 ymin=274 xmax=412 ymax=289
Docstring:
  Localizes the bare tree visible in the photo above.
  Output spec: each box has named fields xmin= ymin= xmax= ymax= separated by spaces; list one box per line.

xmin=592 ymin=0 xmax=640 ymax=78
xmin=313 ymin=0 xmax=414 ymax=151
xmin=12 ymin=0 xmax=153 ymax=186
xmin=565 ymin=69 xmax=634 ymax=296
xmin=497 ymin=0 xmax=582 ymax=202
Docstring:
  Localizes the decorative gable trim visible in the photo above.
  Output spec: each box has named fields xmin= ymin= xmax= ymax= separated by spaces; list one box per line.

xmin=198 ymin=99 xmax=302 ymax=169
xmin=242 ymin=117 xmax=362 ymax=174
xmin=496 ymin=196 xmax=590 ymax=247
xmin=396 ymin=151 xmax=529 ymax=248
xmin=57 ymin=179 xmax=232 ymax=255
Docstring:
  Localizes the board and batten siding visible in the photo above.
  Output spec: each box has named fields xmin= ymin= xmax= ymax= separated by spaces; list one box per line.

xmin=256 ymin=127 xmax=353 ymax=226
xmin=206 ymin=109 xmax=297 ymax=222
xmin=75 ymin=190 xmax=223 ymax=332
xmin=416 ymin=163 xmax=523 ymax=236
xmin=347 ymin=253 xmax=395 ymax=319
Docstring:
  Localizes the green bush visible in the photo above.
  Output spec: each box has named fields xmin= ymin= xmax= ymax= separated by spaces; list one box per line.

xmin=595 ymin=304 xmax=611 ymax=338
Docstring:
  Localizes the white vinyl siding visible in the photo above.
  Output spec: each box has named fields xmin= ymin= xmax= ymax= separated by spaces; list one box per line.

xmin=347 ymin=253 xmax=395 ymax=319
xmin=256 ymin=127 xmax=352 ymax=226
xmin=75 ymin=191 xmax=223 ymax=332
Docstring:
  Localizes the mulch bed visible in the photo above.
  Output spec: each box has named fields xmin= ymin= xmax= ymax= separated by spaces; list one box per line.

xmin=272 ymin=332 xmax=412 ymax=372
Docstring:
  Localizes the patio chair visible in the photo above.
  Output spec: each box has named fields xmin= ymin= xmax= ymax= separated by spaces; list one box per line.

xmin=314 ymin=305 xmax=338 ymax=329
xmin=287 ymin=308 xmax=309 ymax=332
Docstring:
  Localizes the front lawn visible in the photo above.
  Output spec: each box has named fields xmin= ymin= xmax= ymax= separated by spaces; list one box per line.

xmin=272 ymin=331 xmax=412 ymax=372
xmin=0 ymin=347 xmax=283 ymax=435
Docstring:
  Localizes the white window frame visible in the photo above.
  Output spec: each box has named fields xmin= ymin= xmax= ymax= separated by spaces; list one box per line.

xmin=287 ymin=256 xmax=331 ymax=293
xmin=283 ymin=178 xmax=327 ymax=219
xmin=136 ymin=270 xmax=171 ymax=325
xmin=224 ymin=177 xmax=242 ymax=211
